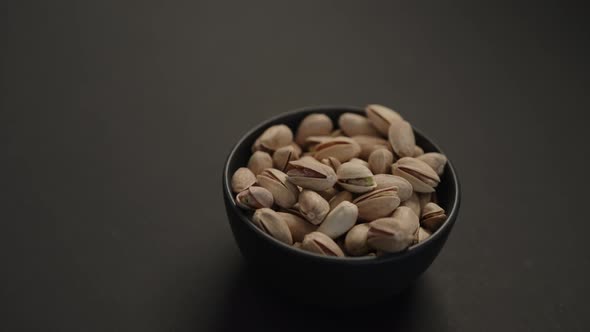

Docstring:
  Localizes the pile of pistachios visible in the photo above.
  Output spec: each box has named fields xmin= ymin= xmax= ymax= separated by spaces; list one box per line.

xmin=231 ymin=104 xmax=448 ymax=257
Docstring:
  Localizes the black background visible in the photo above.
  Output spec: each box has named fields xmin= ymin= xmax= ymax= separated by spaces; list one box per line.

xmin=2 ymin=1 xmax=589 ymax=331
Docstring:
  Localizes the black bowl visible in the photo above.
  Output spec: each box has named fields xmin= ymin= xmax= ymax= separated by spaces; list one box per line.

xmin=222 ymin=105 xmax=461 ymax=304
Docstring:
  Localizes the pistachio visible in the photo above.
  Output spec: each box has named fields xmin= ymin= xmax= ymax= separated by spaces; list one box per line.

xmin=353 ymin=187 xmax=401 ymax=221
xmin=273 ymin=145 xmax=301 ymax=171
xmin=413 ymin=145 xmax=425 ymax=157
xmin=257 ymin=124 xmax=293 ymax=152
xmin=248 ymin=151 xmax=273 ymax=176
xmin=330 ymin=129 xmax=343 ymax=137
xmin=304 ymin=136 xmax=333 ymax=152
xmin=277 ymin=212 xmax=317 ymax=242
xmin=365 ymin=104 xmax=404 ymax=136
xmin=417 ymin=152 xmax=448 ymax=176
xmin=336 ymin=162 xmax=376 ymax=193
xmin=373 ymin=174 xmax=413 ymax=201
xmin=421 ymin=202 xmax=447 ymax=232
xmin=344 ymin=223 xmax=371 ymax=256
xmin=349 ymin=158 xmax=369 ymax=168
xmin=293 ymin=242 xmax=302 ymax=248
xmin=367 ymin=207 xmax=419 ymax=253
xmin=321 ymin=157 xmax=341 ymax=172
xmin=298 ymin=190 xmax=330 ymax=225
xmin=416 ymin=227 xmax=431 ymax=243
xmin=317 ymin=187 xmax=338 ymax=201
xmin=290 ymin=142 xmax=303 ymax=156
xmin=231 ymin=167 xmax=257 ymax=193
xmin=317 ymin=201 xmax=358 ymax=239
xmin=252 ymin=208 xmax=293 ymax=245
xmin=338 ymin=113 xmax=380 ymax=137
xmin=313 ymin=137 xmax=361 ymax=162
xmin=418 ymin=192 xmax=432 ymax=210
xmin=295 ymin=114 xmax=333 ymax=146
xmin=392 ymin=157 xmax=440 ymax=193
xmin=388 ymin=120 xmax=415 ymax=158
xmin=328 ymin=190 xmax=353 ymax=211
xmin=351 ymin=135 xmax=393 ymax=159
xmin=286 ymin=158 xmax=337 ymax=191
xmin=400 ymin=192 xmax=421 ymax=217
xmin=368 ymin=148 xmax=394 ymax=174
xmin=392 ymin=206 xmax=420 ymax=228
xmin=301 ymin=232 xmax=345 ymax=257
xmin=257 ymin=168 xmax=299 ymax=208
xmin=236 ymin=186 xmax=274 ymax=209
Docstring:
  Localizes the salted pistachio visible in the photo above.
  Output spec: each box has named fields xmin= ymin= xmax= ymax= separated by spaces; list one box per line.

xmin=417 ymin=152 xmax=448 ymax=176
xmin=236 ymin=186 xmax=274 ymax=209
xmin=367 ymin=217 xmax=416 ymax=253
xmin=344 ymin=223 xmax=371 ymax=256
xmin=349 ymin=158 xmax=369 ymax=168
xmin=273 ymin=145 xmax=301 ymax=171
xmin=329 ymin=190 xmax=353 ymax=211
xmin=337 ymin=162 xmax=376 ymax=193
xmin=247 ymin=151 xmax=273 ymax=176
xmin=400 ymin=192 xmax=421 ymax=217
xmin=373 ymin=174 xmax=413 ymax=201
xmin=416 ymin=227 xmax=431 ymax=243
xmin=298 ymin=190 xmax=330 ymax=225
xmin=392 ymin=157 xmax=440 ymax=193
xmin=368 ymin=148 xmax=394 ymax=174
xmin=252 ymin=208 xmax=293 ymax=245
xmin=304 ymin=136 xmax=333 ymax=152
xmin=295 ymin=113 xmax=333 ymax=146
xmin=317 ymin=201 xmax=358 ymax=239
xmin=388 ymin=120 xmax=415 ymax=158
xmin=338 ymin=113 xmax=379 ymax=137
xmin=255 ymin=124 xmax=293 ymax=153
xmin=365 ymin=104 xmax=403 ymax=136
xmin=313 ymin=137 xmax=361 ymax=162
xmin=392 ymin=206 xmax=420 ymax=227
xmin=317 ymin=187 xmax=338 ymax=201
xmin=231 ymin=167 xmax=257 ymax=193
xmin=257 ymin=168 xmax=299 ymax=208
xmin=330 ymin=129 xmax=343 ymax=137
xmin=413 ymin=145 xmax=424 ymax=157
xmin=351 ymin=135 xmax=393 ymax=159
xmin=286 ymin=158 xmax=337 ymax=191
xmin=321 ymin=156 xmax=341 ymax=172
xmin=301 ymin=232 xmax=345 ymax=257
xmin=353 ymin=187 xmax=401 ymax=221
xmin=421 ymin=202 xmax=447 ymax=232
xmin=277 ymin=212 xmax=317 ymax=242
xmin=419 ymin=193 xmax=432 ymax=210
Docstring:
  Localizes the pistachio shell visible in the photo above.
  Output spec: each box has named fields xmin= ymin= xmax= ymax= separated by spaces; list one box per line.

xmin=351 ymin=135 xmax=393 ymax=159
xmin=295 ymin=114 xmax=333 ymax=146
xmin=365 ymin=104 xmax=403 ymax=135
xmin=286 ymin=158 xmax=337 ymax=191
xmin=328 ymin=190 xmax=353 ymax=211
xmin=392 ymin=157 xmax=440 ymax=193
xmin=413 ymin=145 xmax=425 ymax=157
xmin=349 ymin=158 xmax=369 ymax=168
xmin=258 ymin=124 xmax=293 ymax=152
xmin=416 ymin=227 xmax=431 ymax=243
xmin=304 ymin=136 xmax=333 ymax=152
xmin=330 ymin=129 xmax=343 ymax=137
xmin=301 ymin=232 xmax=345 ymax=257
xmin=344 ymin=223 xmax=371 ymax=256
xmin=400 ymin=192 xmax=421 ymax=217
xmin=368 ymin=148 xmax=394 ymax=174
xmin=421 ymin=202 xmax=447 ymax=232
xmin=272 ymin=145 xmax=301 ymax=171
xmin=313 ymin=137 xmax=361 ymax=162
xmin=231 ymin=167 xmax=257 ymax=193
xmin=257 ymin=168 xmax=299 ymax=208
xmin=392 ymin=206 xmax=420 ymax=229
xmin=353 ymin=187 xmax=401 ymax=221
xmin=417 ymin=152 xmax=448 ymax=176
xmin=338 ymin=113 xmax=380 ymax=137
xmin=247 ymin=151 xmax=273 ymax=176
xmin=317 ymin=187 xmax=338 ymax=201
xmin=277 ymin=212 xmax=317 ymax=242
xmin=418 ymin=193 xmax=432 ymax=210
xmin=321 ymin=157 xmax=341 ymax=172
xmin=252 ymin=208 xmax=293 ymax=245
xmin=336 ymin=162 xmax=376 ymax=193
xmin=367 ymin=217 xmax=417 ymax=253
xmin=388 ymin=120 xmax=415 ymax=158
xmin=290 ymin=143 xmax=303 ymax=156
xmin=236 ymin=186 xmax=274 ymax=210
xmin=317 ymin=201 xmax=358 ymax=239
xmin=298 ymin=190 xmax=330 ymax=225
xmin=373 ymin=174 xmax=413 ymax=201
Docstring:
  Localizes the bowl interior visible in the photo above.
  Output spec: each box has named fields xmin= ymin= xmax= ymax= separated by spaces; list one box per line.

xmin=223 ymin=105 xmax=460 ymax=261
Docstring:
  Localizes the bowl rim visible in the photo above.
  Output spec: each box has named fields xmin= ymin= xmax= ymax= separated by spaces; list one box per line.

xmin=223 ymin=105 xmax=461 ymax=264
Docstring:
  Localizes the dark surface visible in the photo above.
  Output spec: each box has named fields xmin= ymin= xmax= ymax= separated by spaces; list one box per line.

xmin=223 ymin=107 xmax=460 ymax=304
xmin=2 ymin=1 xmax=589 ymax=331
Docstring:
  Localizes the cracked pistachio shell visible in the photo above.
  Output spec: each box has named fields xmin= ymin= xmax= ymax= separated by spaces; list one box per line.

xmin=231 ymin=167 xmax=257 ymax=193
xmin=317 ymin=201 xmax=358 ymax=239
xmin=388 ymin=120 xmax=415 ymax=158
xmin=317 ymin=187 xmax=338 ymax=201
xmin=257 ymin=125 xmax=293 ymax=152
xmin=368 ymin=148 xmax=394 ymax=174
xmin=286 ymin=158 xmax=337 ymax=191
xmin=349 ymin=158 xmax=369 ymax=168
xmin=400 ymin=192 xmax=421 ymax=217
xmin=336 ymin=162 xmax=376 ymax=193
xmin=301 ymin=232 xmax=345 ymax=257
xmin=252 ymin=208 xmax=293 ymax=245
xmin=351 ymin=135 xmax=393 ymax=159
xmin=295 ymin=114 xmax=333 ymax=146
xmin=330 ymin=129 xmax=343 ymax=137
xmin=257 ymin=168 xmax=299 ymax=208
xmin=344 ymin=223 xmax=371 ymax=256
xmin=277 ymin=212 xmax=317 ymax=243
xmin=338 ymin=113 xmax=380 ymax=137
xmin=416 ymin=227 xmax=431 ymax=243
xmin=373 ymin=174 xmax=413 ymax=201
xmin=329 ymin=190 xmax=353 ymax=211
xmin=247 ymin=151 xmax=273 ymax=176
xmin=392 ymin=206 xmax=420 ymax=228
xmin=304 ymin=136 xmax=333 ymax=152
xmin=367 ymin=217 xmax=416 ymax=253
xmin=392 ymin=157 xmax=440 ymax=193
xmin=313 ymin=137 xmax=361 ymax=162
xmin=321 ymin=157 xmax=341 ymax=172
xmin=298 ymin=190 xmax=330 ymax=225
xmin=236 ymin=186 xmax=274 ymax=210
xmin=273 ymin=145 xmax=301 ymax=172
xmin=413 ymin=145 xmax=425 ymax=157
xmin=417 ymin=152 xmax=448 ymax=176
xmin=353 ymin=187 xmax=401 ymax=221
xmin=421 ymin=202 xmax=447 ymax=232
xmin=365 ymin=104 xmax=404 ymax=136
